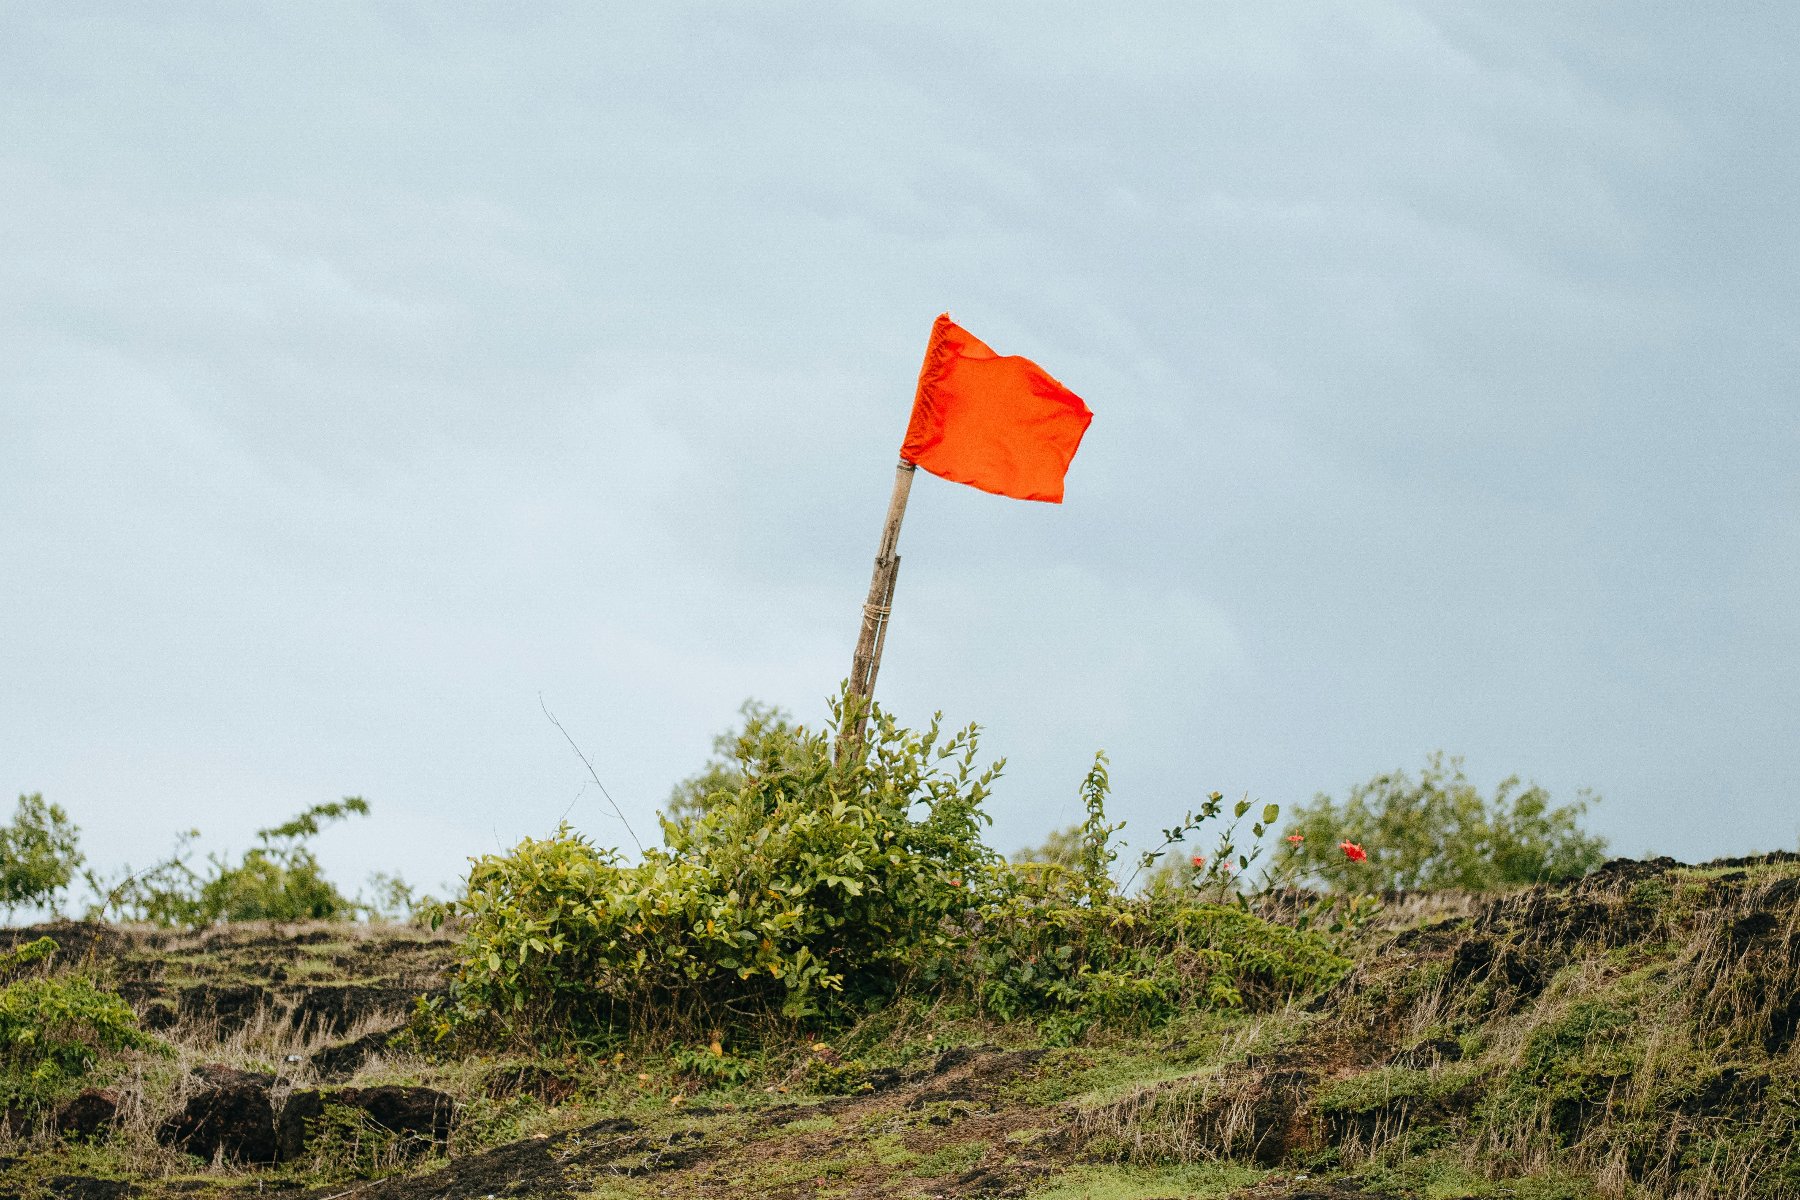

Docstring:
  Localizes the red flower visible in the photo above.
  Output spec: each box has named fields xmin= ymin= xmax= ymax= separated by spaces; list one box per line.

xmin=1286 ymin=833 xmax=1305 ymax=845
xmin=1339 ymin=841 xmax=1367 ymax=863
xmin=1191 ymin=854 xmax=1206 ymax=868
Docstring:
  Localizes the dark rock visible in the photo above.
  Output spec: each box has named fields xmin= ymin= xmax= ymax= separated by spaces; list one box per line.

xmin=55 ymin=1090 xmax=120 ymax=1140
xmin=284 ymin=986 xmax=415 ymax=1037
xmin=138 ymin=1003 xmax=178 ymax=1032
xmin=1390 ymin=917 xmax=1468 ymax=951
xmin=1765 ymin=993 xmax=1800 ymax=1056
xmin=158 ymin=1065 xmax=278 ymax=1164
xmin=1700 ymin=850 xmax=1800 ymax=871
xmin=192 ymin=1064 xmax=275 ymax=1090
xmin=1730 ymin=911 xmax=1779 ymax=948
xmin=310 ymin=1028 xmax=397 ymax=1081
xmin=276 ymin=1086 xmax=456 ymax=1161
xmin=275 ymin=1091 xmax=324 ymax=1162
xmin=969 ymin=1048 xmax=1048 ymax=1085
xmin=1677 ymin=1066 xmax=1770 ymax=1116
xmin=1246 ymin=1068 xmax=1315 ymax=1165
xmin=1389 ymin=1037 xmax=1463 ymax=1069
xmin=1763 ymin=876 xmax=1800 ymax=907
xmin=1592 ymin=856 xmax=1679 ymax=881
xmin=1447 ymin=936 xmax=1545 ymax=1008
xmin=177 ymin=985 xmax=269 ymax=1034
xmin=931 ymin=1043 xmax=998 ymax=1075
xmin=42 ymin=1178 xmax=136 ymax=1200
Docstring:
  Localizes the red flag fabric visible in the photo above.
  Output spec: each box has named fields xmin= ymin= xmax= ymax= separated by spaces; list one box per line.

xmin=900 ymin=314 xmax=1093 ymax=503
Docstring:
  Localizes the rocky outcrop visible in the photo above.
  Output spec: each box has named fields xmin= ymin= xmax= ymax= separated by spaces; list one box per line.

xmin=158 ymin=1066 xmax=278 ymax=1164
xmin=54 ymin=1090 xmax=120 ymax=1140
xmin=276 ymin=1086 xmax=456 ymax=1162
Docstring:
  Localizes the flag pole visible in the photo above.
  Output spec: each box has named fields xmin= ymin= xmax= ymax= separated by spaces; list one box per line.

xmin=840 ymin=459 xmax=917 ymax=757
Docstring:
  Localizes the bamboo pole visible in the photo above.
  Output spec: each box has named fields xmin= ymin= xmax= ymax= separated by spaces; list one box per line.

xmin=840 ymin=460 xmax=917 ymax=754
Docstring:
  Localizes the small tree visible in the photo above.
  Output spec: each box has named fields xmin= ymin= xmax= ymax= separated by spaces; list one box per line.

xmin=0 ymin=794 xmax=84 ymax=917
xmin=1283 ymin=753 xmax=1606 ymax=893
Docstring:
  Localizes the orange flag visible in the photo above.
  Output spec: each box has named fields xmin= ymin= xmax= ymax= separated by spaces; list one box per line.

xmin=900 ymin=314 xmax=1093 ymax=503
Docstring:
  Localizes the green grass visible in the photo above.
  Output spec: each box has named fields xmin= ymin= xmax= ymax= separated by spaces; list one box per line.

xmin=912 ymin=1140 xmax=985 ymax=1177
xmin=1351 ymin=1151 xmax=1601 ymax=1199
xmin=1026 ymin=1163 xmax=1268 ymax=1199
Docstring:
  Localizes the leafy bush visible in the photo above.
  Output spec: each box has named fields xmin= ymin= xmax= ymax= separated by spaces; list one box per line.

xmin=0 ymin=938 xmax=160 ymax=1110
xmin=967 ymin=866 xmax=1349 ymax=1043
xmin=975 ymin=772 xmax=1349 ymax=1042
xmin=90 ymin=797 xmax=390 ymax=926
xmin=440 ymin=704 xmax=999 ymax=1035
xmin=0 ymin=794 xmax=84 ymax=917
xmin=1283 ymin=753 xmax=1607 ymax=892
xmin=436 ymin=697 xmax=1352 ymax=1048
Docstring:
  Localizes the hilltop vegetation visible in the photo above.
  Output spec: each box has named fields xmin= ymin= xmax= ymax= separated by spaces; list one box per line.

xmin=10 ymin=699 xmax=1792 ymax=1199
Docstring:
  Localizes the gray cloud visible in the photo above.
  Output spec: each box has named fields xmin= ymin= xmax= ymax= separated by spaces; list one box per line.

xmin=3 ymin=3 xmax=1796 ymax=896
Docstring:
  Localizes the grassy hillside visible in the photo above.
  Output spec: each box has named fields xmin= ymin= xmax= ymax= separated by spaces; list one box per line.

xmin=3 ymin=853 xmax=1797 ymax=1200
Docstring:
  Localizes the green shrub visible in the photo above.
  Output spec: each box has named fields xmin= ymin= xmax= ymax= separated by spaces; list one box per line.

xmin=0 ymin=941 xmax=160 ymax=1109
xmin=664 ymin=699 xmax=797 ymax=826
xmin=0 ymin=794 xmax=84 ymax=917
xmin=436 ymin=698 xmax=1353 ymax=1050
xmin=439 ymin=703 xmax=999 ymax=1035
xmin=967 ymin=868 xmax=1350 ymax=1043
xmin=91 ymin=798 xmax=389 ymax=926
xmin=1283 ymin=752 xmax=1607 ymax=892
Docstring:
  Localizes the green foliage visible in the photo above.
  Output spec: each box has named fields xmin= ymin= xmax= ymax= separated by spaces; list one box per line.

xmin=91 ymin=797 xmax=381 ymax=926
xmin=1074 ymin=753 xmax=1122 ymax=904
xmin=0 ymin=936 xmax=59 ymax=974
xmin=440 ymin=700 xmax=1000 ymax=1034
xmin=1130 ymin=792 xmax=1291 ymax=901
xmin=663 ymin=699 xmax=797 ymax=827
xmin=800 ymin=1048 xmax=871 ymax=1094
xmin=1481 ymin=1000 xmax=1639 ymax=1146
xmin=1011 ymin=823 xmax=1085 ymax=870
xmin=0 ymin=939 xmax=159 ymax=1109
xmin=0 ymin=794 xmax=84 ymax=916
xmin=968 ymin=864 xmax=1350 ymax=1043
xmin=439 ymin=698 xmax=1351 ymax=1049
xmin=199 ymin=797 xmax=371 ymax=922
xmin=1283 ymin=753 xmax=1607 ymax=892
xmin=298 ymin=1102 xmax=408 ymax=1179
xmin=671 ymin=1039 xmax=757 ymax=1087
xmin=361 ymin=871 xmax=433 ymax=923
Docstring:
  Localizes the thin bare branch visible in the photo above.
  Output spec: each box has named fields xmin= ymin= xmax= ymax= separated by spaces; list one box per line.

xmin=539 ymin=694 xmax=645 ymax=856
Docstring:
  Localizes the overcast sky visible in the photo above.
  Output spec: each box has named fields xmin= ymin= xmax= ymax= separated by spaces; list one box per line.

xmin=4 ymin=4 xmax=1796 ymax=902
